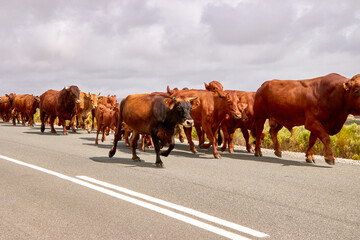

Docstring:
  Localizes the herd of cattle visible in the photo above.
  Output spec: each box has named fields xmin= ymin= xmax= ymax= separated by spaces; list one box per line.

xmin=1 ymin=73 xmax=360 ymax=167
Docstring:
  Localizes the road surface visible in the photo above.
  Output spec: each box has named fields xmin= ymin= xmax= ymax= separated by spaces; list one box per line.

xmin=0 ymin=121 xmax=359 ymax=239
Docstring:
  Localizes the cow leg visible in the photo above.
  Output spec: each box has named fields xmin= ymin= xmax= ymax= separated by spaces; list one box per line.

xmin=27 ymin=112 xmax=34 ymax=127
xmin=101 ymin=126 xmax=106 ymax=142
xmin=228 ymin=130 xmax=236 ymax=154
xmin=141 ymin=135 xmax=146 ymax=151
xmin=305 ymin=132 xmax=317 ymax=163
xmin=202 ymin=124 xmax=221 ymax=159
xmin=220 ymin=125 xmax=229 ymax=152
xmin=40 ymin=112 xmax=47 ymax=132
xmin=49 ymin=116 xmax=57 ymax=134
xmin=109 ymin=127 xmax=123 ymax=158
xmin=254 ymin=118 xmax=266 ymax=157
xmin=269 ymin=119 xmax=283 ymax=157
xmin=150 ymin=130 xmax=163 ymax=167
xmin=184 ymin=126 xmax=197 ymax=153
xmin=95 ymin=121 xmax=101 ymax=145
xmin=58 ymin=117 xmax=68 ymax=135
xmin=131 ymin=133 xmax=141 ymax=162
xmin=305 ymin=120 xmax=334 ymax=165
xmin=160 ymin=136 xmax=175 ymax=157
xmin=123 ymin=130 xmax=131 ymax=147
xmin=70 ymin=115 xmax=77 ymax=132
xmin=195 ymin=125 xmax=205 ymax=147
xmin=241 ymin=126 xmax=253 ymax=153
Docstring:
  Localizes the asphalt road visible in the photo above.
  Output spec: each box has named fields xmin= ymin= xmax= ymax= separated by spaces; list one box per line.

xmin=0 ymin=121 xmax=360 ymax=240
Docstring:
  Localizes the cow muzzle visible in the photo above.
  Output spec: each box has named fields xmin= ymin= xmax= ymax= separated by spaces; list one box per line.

xmin=182 ymin=119 xmax=194 ymax=128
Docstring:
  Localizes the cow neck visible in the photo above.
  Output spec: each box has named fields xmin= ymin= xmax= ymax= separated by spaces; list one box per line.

xmin=215 ymin=96 xmax=229 ymax=121
xmin=162 ymin=107 xmax=179 ymax=132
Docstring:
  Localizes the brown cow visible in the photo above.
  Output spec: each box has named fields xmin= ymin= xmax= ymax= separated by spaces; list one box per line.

xmin=109 ymin=94 xmax=196 ymax=167
xmin=98 ymin=94 xmax=117 ymax=107
xmin=253 ymin=73 xmax=360 ymax=165
xmin=95 ymin=104 xmax=119 ymax=144
xmin=72 ymin=92 xmax=94 ymax=132
xmin=11 ymin=94 xmax=40 ymax=127
xmin=40 ymin=86 xmax=81 ymax=135
xmin=0 ymin=94 xmax=15 ymax=122
xmin=168 ymin=87 xmax=243 ymax=158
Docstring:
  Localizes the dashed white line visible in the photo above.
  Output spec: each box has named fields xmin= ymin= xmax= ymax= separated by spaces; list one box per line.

xmin=0 ymin=155 xmax=269 ymax=240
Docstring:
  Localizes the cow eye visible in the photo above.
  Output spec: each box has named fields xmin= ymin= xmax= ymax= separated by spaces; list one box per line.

xmin=355 ymin=89 xmax=360 ymax=94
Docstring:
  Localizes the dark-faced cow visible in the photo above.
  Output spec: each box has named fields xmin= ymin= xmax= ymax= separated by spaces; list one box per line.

xmin=11 ymin=94 xmax=40 ymax=127
xmin=39 ymin=86 xmax=80 ymax=135
xmin=253 ymin=73 xmax=360 ymax=165
xmin=109 ymin=94 xmax=196 ymax=167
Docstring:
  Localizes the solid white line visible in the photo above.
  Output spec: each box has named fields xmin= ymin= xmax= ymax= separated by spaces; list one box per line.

xmin=0 ymin=155 xmax=259 ymax=240
xmin=77 ymin=175 xmax=269 ymax=238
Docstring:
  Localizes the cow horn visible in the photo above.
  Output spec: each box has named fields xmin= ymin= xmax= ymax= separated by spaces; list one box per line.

xmin=65 ymin=86 xmax=70 ymax=90
xmin=98 ymin=92 xmax=101 ymax=96
xmin=189 ymin=97 xmax=198 ymax=101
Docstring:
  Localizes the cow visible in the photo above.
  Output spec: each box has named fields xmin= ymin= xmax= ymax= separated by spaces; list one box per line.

xmin=95 ymin=104 xmax=119 ymax=145
xmin=253 ymin=73 xmax=360 ymax=165
xmin=0 ymin=94 xmax=15 ymax=122
xmin=39 ymin=86 xmax=81 ymax=135
xmin=98 ymin=94 xmax=117 ymax=107
xmin=11 ymin=94 xmax=40 ymax=127
xmin=168 ymin=87 xmax=244 ymax=158
xmin=72 ymin=92 xmax=94 ymax=132
xmin=109 ymin=94 xmax=196 ymax=167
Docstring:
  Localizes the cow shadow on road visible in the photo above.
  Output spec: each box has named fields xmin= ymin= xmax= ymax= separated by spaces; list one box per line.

xmin=89 ymin=156 xmax=159 ymax=168
xmin=221 ymin=150 xmax=332 ymax=168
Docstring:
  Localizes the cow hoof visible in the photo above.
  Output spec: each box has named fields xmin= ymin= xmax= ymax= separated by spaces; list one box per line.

xmin=325 ymin=159 xmax=335 ymax=165
xmin=190 ymin=148 xmax=198 ymax=154
xmin=214 ymin=154 xmax=221 ymax=159
xmin=274 ymin=151 xmax=282 ymax=158
xmin=254 ymin=152 xmax=262 ymax=157
xmin=305 ymin=158 xmax=315 ymax=164
xmin=156 ymin=162 xmax=163 ymax=168
xmin=132 ymin=157 xmax=141 ymax=162
xmin=109 ymin=149 xmax=116 ymax=158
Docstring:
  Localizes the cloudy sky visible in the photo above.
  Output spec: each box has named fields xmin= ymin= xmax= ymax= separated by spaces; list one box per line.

xmin=1 ymin=0 xmax=360 ymax=97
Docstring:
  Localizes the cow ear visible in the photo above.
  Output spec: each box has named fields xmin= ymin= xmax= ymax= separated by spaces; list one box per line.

xmin=190 ymin=98 xmax=200 ymax=109
xmin=344 ymin=80 xmax=352 ymax=91
xmin=164 ymin=98 xmax=175 ymax=109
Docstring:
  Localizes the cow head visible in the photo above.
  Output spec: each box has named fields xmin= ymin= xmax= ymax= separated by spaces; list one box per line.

xmin=165 ymin=97 xmax=195 ymax=128
xmin=90 ymin=93 xmax=100 ymax=109
xmin=344 ymin=74 xmax=360 ymax=115
xmin=223 ymin=91 xmax=242 ymax=120
xmin=64 ymin=86 xmax=81 ymax=104
xmin=204 ymin=81 xmax=226 ymax=97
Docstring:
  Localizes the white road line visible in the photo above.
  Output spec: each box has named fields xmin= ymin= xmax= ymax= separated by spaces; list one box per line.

xmin=0 ymin=155 xmax=267 ymax=240
xmin=77 ymin=175 xmax=269 ymax=238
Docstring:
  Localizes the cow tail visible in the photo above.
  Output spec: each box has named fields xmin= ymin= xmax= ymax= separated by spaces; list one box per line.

xmin=115 ymin=99 xmax=125 ymax=139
